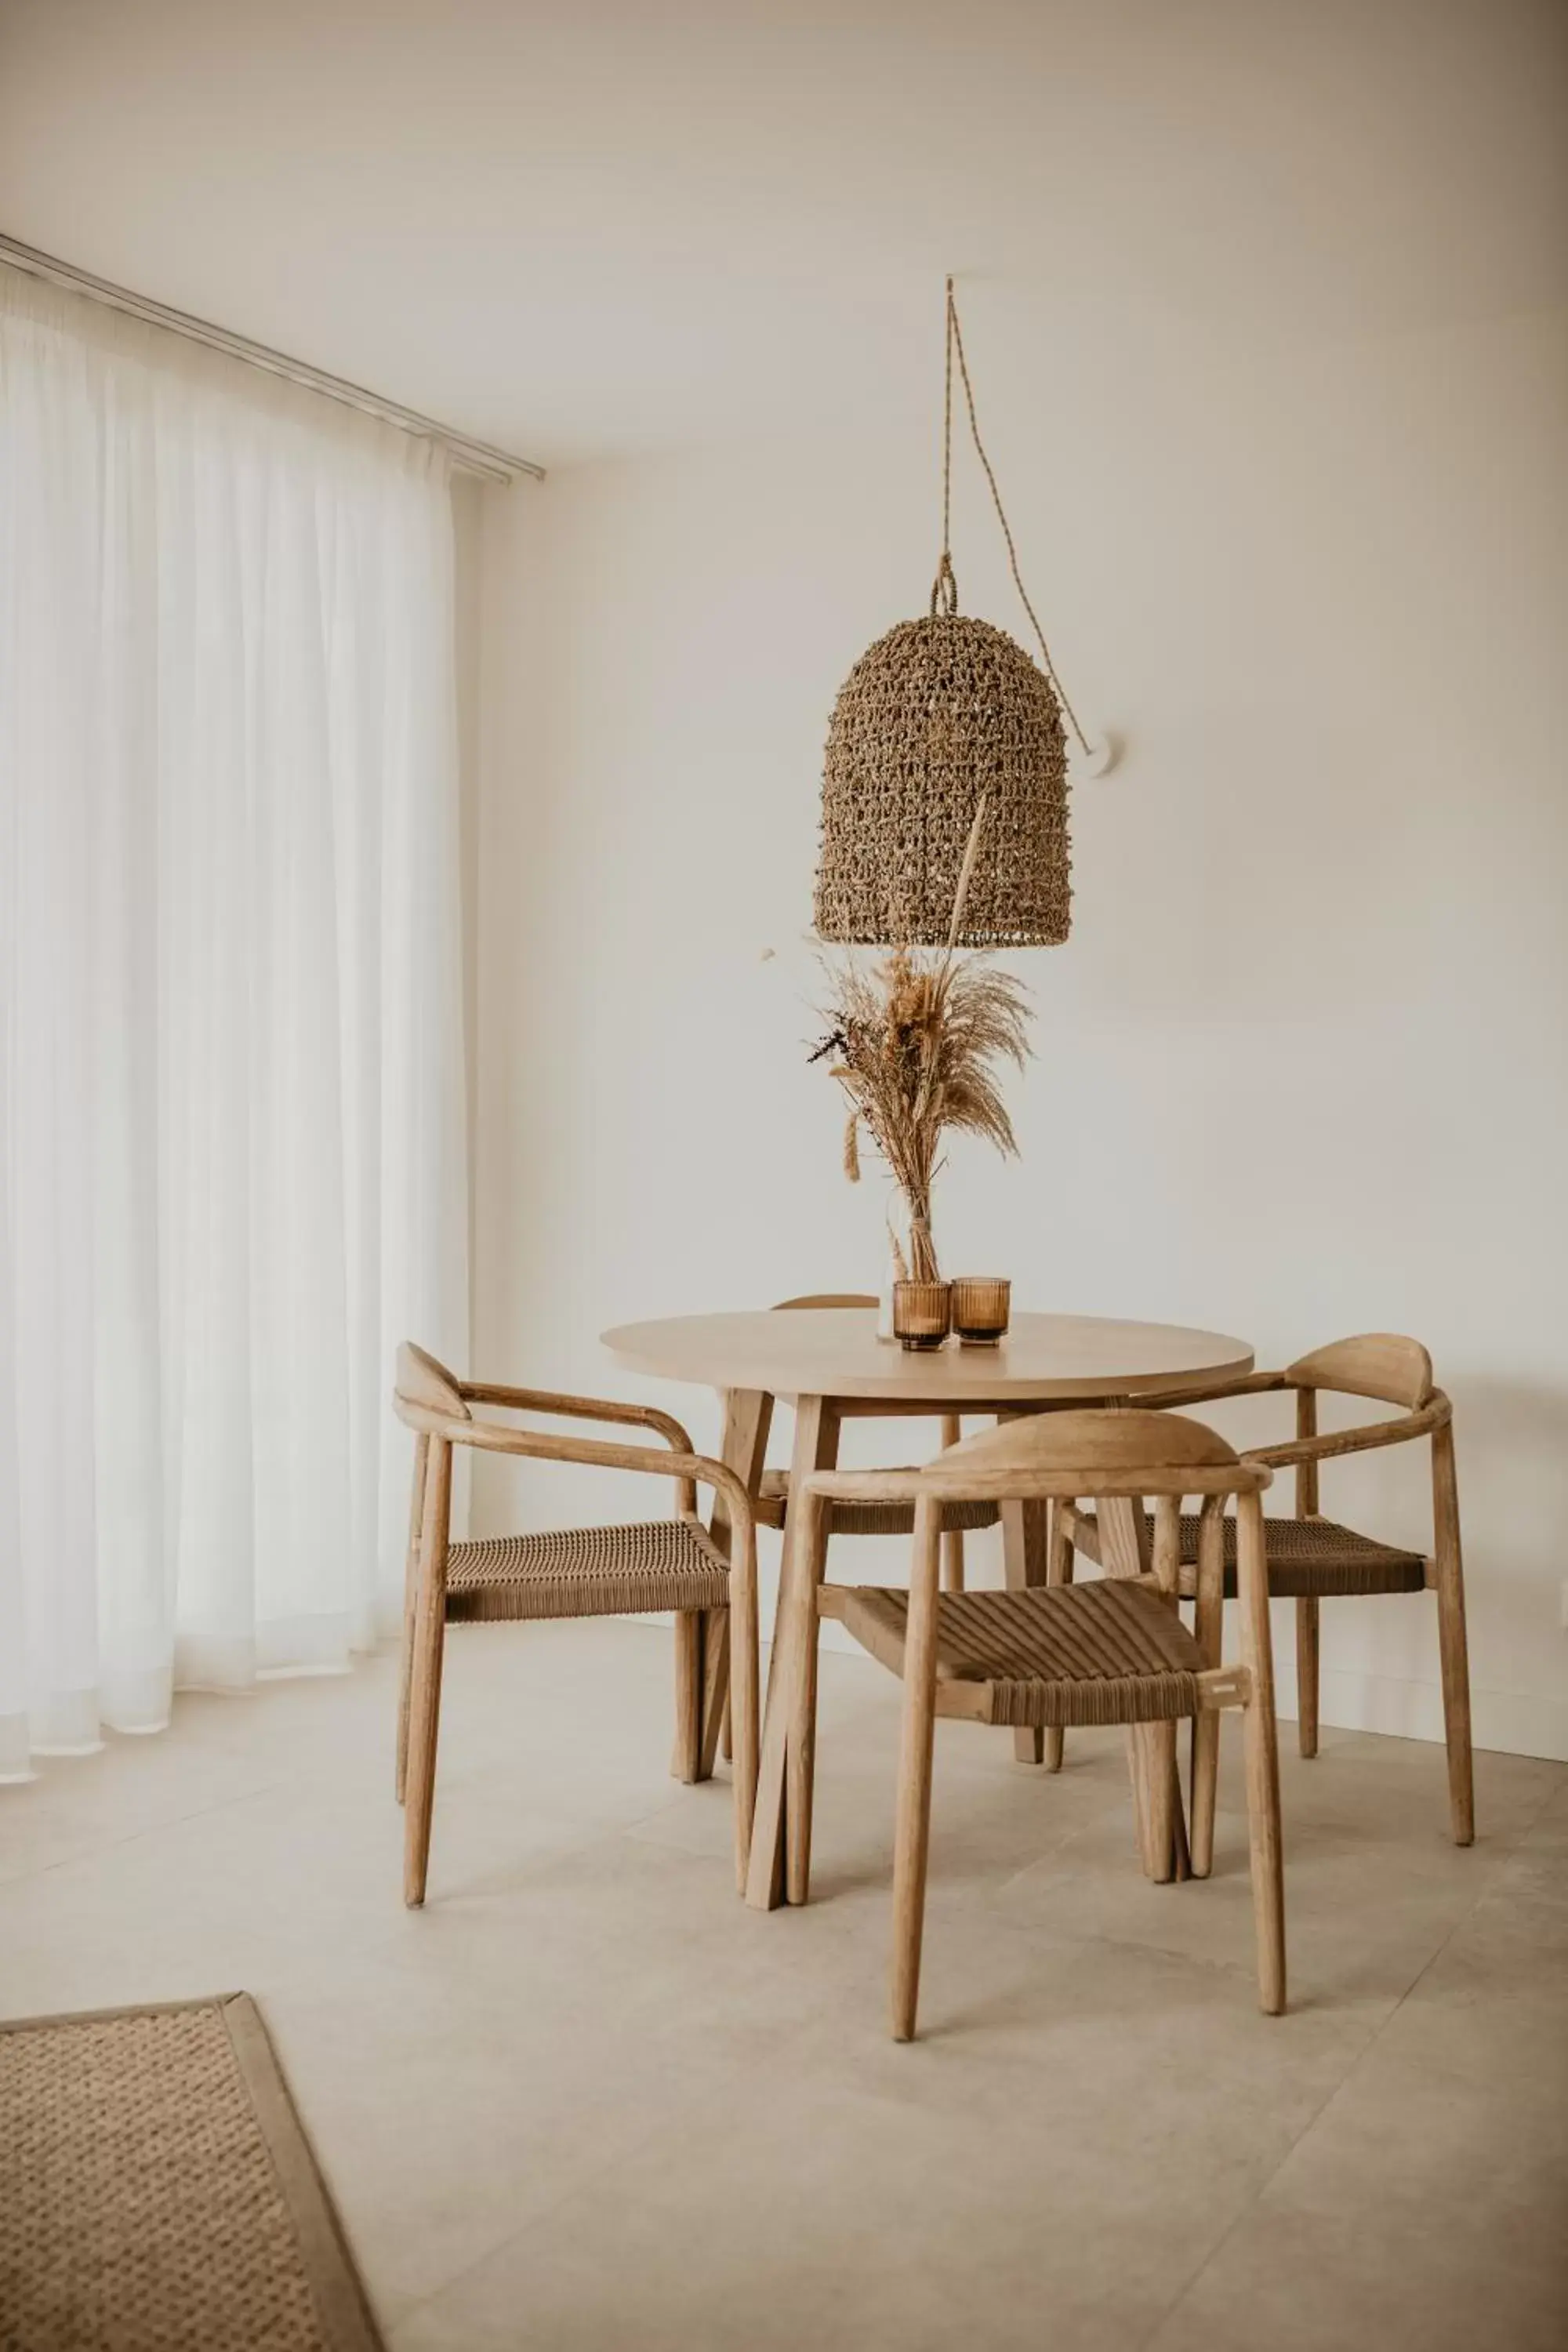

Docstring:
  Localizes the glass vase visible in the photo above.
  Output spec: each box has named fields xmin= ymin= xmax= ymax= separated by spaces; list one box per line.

xmin=878 ymin=1192 xmax=939 ymax=1340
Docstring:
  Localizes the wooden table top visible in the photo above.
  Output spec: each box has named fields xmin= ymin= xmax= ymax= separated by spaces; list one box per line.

xmin=601 ymin=1308 xmax=1254 ymax=1406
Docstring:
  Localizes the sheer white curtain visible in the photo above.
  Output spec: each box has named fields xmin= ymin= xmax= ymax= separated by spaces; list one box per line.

xmin=0 ymin=266 xmax=468 ymax=1779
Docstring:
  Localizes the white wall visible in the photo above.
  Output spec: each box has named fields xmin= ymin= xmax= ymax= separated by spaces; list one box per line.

xmin=470 ymin=295 xmax=1568 ymax=1759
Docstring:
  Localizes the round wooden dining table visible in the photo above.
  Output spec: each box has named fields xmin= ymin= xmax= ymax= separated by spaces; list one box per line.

xmin=601 ymin=1308 xmax=1254 ymax=1910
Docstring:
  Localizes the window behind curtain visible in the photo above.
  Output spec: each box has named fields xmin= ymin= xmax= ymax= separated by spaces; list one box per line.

xmin=0 ymin=263 xmax=469 ymax=1778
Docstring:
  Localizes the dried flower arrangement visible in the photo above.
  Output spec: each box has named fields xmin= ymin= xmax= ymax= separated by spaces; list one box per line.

xmin=808 ymin=798 xmax=1032 ymax=1283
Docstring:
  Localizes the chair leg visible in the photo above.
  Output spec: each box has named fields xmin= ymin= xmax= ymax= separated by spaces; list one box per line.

xmin=1241 ymin=1692 xmax=1286 ymax=2014
xmin=695 ymin=1606 xmax=729 ymax=1781
xmin=1293 ymin=1387 xmax=1322 ymax=1765
xmin=1167 ymin=1742 xmax=1192 ymax=1881
xmin=1296 ymin=1597 xmax=1319 ymax=1759
xmin=1000 ymin=1473 xmax=1048 ymax=1766
xmin=1432 ymin=1419 xmax=1475 ymax=1846
xmin=704 ymin=1385 xmax=771 ymax=1788
xmin=1150 ymin=1500 xmax=1191 ymax=1883
xmin=1043 ymin=1499 xmax=1075 ymax=1773
xmin=892 ymin=1496 xmax=944 ymax=2042
xmin=1189 ymin=1708 xmax=1218 ymax=1882
xmin=673 ymin=1611 xmax=703 ymax=1784
xmin=747 ymin=1396 xmax=837 ymax=1911
xmin=1236 ymin=1492 xmax=1286 ymax=2014
xmin=1098 ymin=1485 xmax=1182 ymax=1881
xmin=1186 ymin=1738 xmax=1215 ymax=1872
xmin=783 ymin=1403 xmax=840 ymax=1906
xmin=728 ymin=1522 xmax=761 ymax=1896
xmin=396 ymin=1433 xmax=429 ymax=1806
xmin=1189 ymin=1497 xmax=1224 ymax=1879
xmin=404 ymin=1439 xmax=452 ymax=1909
xmin=1146 ymin=1722 xmax=1178 ymax=1886
xmin=1127 ymin=1727 xmax=1160 ymax=1877
xmin=1131 ymin=1504 xmax=1179 ymax=1884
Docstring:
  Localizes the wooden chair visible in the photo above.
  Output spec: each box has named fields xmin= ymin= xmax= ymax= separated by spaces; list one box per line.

xmin=789 ymin=1410 xmax=1285 ymax=2038
xmin=392 ymin=1342 xmax=759 ymax=1905
xmin=754 ymin=1296 xmax=1000 ymax=1592
xmin=1061 ymin=1334 xmax=1472 ymax=1845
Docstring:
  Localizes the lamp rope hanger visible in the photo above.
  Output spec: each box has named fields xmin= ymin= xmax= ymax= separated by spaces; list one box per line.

xmin=815 ymin=277 xmax=1115 ymax=952
xmin=935 ymin=276 xmax=1092 ymax=762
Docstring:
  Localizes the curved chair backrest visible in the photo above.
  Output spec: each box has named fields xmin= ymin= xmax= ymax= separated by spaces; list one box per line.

xmin=806 ymin=1409 xmax=1269 ymax=1508
xmin=394 ymin=1341 xmax=470 ymax=1428
xmin=1285 ymin=1334 xmax=1433 ymax=1412
xmin=936 ymin=1408 xmax=1264 ymax=1500
xmin=772 ymin=1293 xmax=879 ymax=1311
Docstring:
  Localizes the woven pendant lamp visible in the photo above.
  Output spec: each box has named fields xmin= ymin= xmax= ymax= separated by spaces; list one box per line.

xmin=815 ymin=281 xmax=1091 ymax=949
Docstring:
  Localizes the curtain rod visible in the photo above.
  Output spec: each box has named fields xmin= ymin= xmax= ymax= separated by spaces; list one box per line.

xmin=0 ymin=232 xmax=544 ymax=485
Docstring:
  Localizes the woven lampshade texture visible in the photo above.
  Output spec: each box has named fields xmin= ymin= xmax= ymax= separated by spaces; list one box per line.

xmin=814 ymin=611 xmax=1070 ymax=948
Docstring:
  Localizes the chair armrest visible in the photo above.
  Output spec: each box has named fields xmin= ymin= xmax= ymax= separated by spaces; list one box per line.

xmin=416 ymin=1406 xmax=754 ymax=1531
xmin=805 ymin=1468 xmax=925 ymax=1503
xmin=460 ymin=1381 xmax=695 ymax=1457
xmin=1243 ymin=1392 xmax=1450 ymax=1469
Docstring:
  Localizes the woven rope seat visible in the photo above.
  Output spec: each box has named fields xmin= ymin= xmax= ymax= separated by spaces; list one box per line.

xmin=1072 ymin=1510 xmax=1427 ymax=1599
xmin=837 ymin=1579 xmax=1206 ymax=1730
xmin=444 ymin=1518 xmax=732 ymax=1625
xmin=753 ymin=1469 xmax=1000 ymax=1538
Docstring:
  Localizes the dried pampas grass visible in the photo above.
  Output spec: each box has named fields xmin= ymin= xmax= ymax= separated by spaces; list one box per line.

xmin=808 ymin=791 xmax=1035 ymax=1280
xmin=810 ymin=942 xmax=1031 ymax=1279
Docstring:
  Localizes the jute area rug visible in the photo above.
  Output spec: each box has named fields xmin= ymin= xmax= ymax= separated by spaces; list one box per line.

xmin=0 ymin=1994 xmax=383 ymax=2352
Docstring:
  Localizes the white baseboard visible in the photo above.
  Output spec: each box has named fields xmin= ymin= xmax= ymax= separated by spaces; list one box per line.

xmin=1287 ymin=1664 xmax=1568 ymax=1765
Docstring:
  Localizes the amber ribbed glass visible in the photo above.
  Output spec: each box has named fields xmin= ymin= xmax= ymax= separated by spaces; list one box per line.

xmin=892 ymin=1279 xmax=952 ymax=1351
xmin=949 ymin=1276 xmax=1011 ymax=1345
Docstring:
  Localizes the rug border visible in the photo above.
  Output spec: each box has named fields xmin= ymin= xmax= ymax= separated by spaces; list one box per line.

xmin=0 ymin=1991 xmax=385 ymax=2352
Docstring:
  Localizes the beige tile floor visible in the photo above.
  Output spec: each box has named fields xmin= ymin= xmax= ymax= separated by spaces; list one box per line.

xmin=2 ymin=1621 xmax=1565 ymax=2350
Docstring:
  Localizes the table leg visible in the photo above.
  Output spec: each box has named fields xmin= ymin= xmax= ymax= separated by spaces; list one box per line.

xmin=746 ymin=1394 xmax=840 ymax=1911
xmin=1096 ymin=1490 xmax=1190 ymax=1882
xmin=688 ymin=1387 xmax=773 ymax=1784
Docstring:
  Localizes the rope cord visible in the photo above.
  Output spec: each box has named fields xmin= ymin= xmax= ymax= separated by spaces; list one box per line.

xmin=935 ymin=276 xmax=1090 ymax=755
xmin=941 ymin=285 xmax=954 ymax=591
xmin=931 ymin=291 xmax=958 ymax=618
